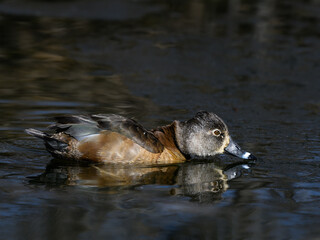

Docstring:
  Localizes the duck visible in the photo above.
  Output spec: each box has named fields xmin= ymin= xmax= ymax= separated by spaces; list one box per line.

xmin=25 ymin=111 xmax=256 ymax=165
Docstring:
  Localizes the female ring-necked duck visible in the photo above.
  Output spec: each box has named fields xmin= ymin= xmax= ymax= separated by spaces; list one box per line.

xmin=25 ymin=111 xmax=256 ymax=165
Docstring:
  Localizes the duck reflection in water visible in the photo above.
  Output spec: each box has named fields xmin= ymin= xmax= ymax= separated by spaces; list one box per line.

xmin=29 ymin=159 xmax=254 ymax=202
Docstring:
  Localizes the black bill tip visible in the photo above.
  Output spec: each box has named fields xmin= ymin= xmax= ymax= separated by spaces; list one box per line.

xmin=247 ymin=153 xmax=257 ymax=161
xmin=240 ymin=151 xmax=257 ymax=161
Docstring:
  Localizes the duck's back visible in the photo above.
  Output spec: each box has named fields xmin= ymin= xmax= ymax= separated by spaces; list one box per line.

xmin=26 ymin=114 xmax=186 ymax=165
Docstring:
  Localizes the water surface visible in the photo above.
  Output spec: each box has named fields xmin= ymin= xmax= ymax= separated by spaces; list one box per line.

xmin=0 ymin=0 xmax=320 ymax=239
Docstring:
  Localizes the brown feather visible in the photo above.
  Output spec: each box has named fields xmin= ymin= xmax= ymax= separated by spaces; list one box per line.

xmin=92 ymin=114 xmax=164 ymax=153
xmin=74 ymin=122 xmax=186 ymax=165
xmin=27 ymin=114 xmax=187 ymax=164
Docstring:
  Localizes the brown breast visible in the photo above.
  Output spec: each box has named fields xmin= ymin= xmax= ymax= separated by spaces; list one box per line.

xmin=76 ymin=122 xmax=186 ymax=165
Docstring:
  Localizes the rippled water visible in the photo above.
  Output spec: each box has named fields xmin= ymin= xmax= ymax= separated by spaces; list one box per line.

xmin=1 ymin=0 xmax=320 ymax=239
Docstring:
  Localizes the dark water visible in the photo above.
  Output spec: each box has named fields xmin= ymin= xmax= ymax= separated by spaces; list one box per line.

xmin=1 ymin=0 xmax=320 ymax=239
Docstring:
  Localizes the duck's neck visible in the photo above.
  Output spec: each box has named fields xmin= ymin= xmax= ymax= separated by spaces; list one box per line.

xmin=173 ymin=120 xmax=190 ymax=158
xmin=174 ymin=120 xmax=209 ymax=159
xmin=152 ymin=121 xmax=188 ymax=159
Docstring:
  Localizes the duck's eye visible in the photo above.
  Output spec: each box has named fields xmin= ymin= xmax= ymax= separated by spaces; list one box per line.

xmin=213 ymin=129 xmax=221 ymax=137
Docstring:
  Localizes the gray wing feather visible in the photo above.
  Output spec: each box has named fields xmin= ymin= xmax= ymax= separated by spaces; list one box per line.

xmin=49 ymin=114 xmax=164 ymax=153
xmin=49 ymin=115 xmax=100 ymax=141
xmin=91 ymin=114 xmax=164 ymax=153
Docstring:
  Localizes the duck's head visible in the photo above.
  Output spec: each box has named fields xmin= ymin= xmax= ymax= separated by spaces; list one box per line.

xmin=175 ymin=111 xmax=256 ymax=160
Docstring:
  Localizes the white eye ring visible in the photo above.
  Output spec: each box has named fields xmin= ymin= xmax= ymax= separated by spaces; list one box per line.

xmin=212 ymin=129 xmax=221 ymax=137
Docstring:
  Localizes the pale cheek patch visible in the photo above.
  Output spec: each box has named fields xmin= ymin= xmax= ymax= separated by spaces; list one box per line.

xmin=217 ymin=136 xmax=230 ymax=154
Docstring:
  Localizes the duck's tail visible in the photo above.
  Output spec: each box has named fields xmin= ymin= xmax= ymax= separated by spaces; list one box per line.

xmin=25 ymin=128 xmax=68 ymax=153
xmin=25 ymin=128 xmax=49 ymax=139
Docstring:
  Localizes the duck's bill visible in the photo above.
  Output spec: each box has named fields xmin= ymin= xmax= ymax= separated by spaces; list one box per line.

xmin=224 ymin=137 xmax=257 ymax=160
